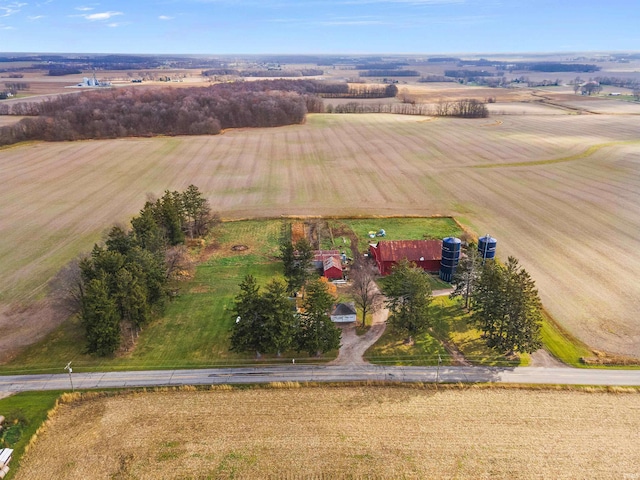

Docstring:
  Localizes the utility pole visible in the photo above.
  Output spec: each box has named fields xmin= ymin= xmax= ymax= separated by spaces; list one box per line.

xmin=435 ymin=354 xmax=441 ymax=389
xmin=64 ymin=361 xmax=74 ymax=392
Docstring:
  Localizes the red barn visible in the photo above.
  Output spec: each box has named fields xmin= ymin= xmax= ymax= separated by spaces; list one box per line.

xmin=312 ymin=250 xmax=344 ymax=279
xmin=369 ymin=240 xmax=442 ymax=275
xmin=323 ymin=255 xmax=343 ymax=280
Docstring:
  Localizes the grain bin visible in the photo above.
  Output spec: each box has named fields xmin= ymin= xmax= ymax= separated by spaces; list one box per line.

xmin=439 ymin=237 xmax=462 ymax=282
xmin=478 ymin=235 xmax=497 ymax=262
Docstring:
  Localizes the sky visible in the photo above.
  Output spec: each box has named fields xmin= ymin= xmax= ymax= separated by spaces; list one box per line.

xmin=0 ymin=0 xmax=638 ymax=55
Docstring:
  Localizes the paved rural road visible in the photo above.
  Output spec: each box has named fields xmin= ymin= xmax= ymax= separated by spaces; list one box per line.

xmin=2 ymin=365 xmax=640 ymax=395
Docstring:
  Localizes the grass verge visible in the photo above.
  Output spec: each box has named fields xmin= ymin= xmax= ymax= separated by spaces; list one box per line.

xmin=0 ymin=391 xmax=61 ymax=480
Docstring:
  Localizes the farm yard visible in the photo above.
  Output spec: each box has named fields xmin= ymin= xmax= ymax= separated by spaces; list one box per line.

xmin=2 ymin=106 xmax=640 ymax=362
xmin=3 ymin=218 xmax=467 ymax=372
xmin=13 ymin=386 xmax=640 ymax=479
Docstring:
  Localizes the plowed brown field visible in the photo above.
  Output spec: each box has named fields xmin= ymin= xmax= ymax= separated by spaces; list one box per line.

xmin=2 ymin=111 xmax=640 ymax=358
xmin=14 ymin=387 xmax=640 ymax=479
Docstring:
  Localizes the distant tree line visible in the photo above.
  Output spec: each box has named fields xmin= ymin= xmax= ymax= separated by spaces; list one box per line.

xmin=359 ymin=70 xmax=420 ymax=77
xmin=418 ymin=75 xmax=456 ymax=83
xmin=0 ymin=82 xmax=29 ymax=99
xmin=497 ymin=62 xmax=600 ymax=73
xmin=354 ymin=62 xmax=408 ymax=69
xmin=317 ymin=83 xmax=398 ymax=99
xmin=4 ymin=82 xmax=29 ymax=92
xmin=427 ymin=57 xmax=460 ymax=63
xmin=592 ymin=76 xmax=639 ymax=89
xmin=445 ymin=70 xmax=496 ymax=78
xmin=52 ymin=186 xmax=217 ymax=356
xmin=48 ymin=67 xmax=83 ymax=76
xmin=327 ymin=98 xmax=488 ymax=118
xmin=203 ymin=68 xmax=323 ymax=77
xmin=0 ymin=80 xmax=326 ymax=146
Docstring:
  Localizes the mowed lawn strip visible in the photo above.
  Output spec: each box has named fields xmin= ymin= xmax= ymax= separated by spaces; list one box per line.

xmin=13 ymin=387 xmax=640 ymax=480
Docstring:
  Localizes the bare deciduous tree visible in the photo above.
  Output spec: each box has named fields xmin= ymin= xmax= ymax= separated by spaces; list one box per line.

xmin=349 ymin=260 xmax=382 ymax=327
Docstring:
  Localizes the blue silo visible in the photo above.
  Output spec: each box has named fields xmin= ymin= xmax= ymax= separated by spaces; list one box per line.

xmin=439 ymin=237 xmax=462 ymax=282
xmin=478 ymin=235 xmax=497 ymax=262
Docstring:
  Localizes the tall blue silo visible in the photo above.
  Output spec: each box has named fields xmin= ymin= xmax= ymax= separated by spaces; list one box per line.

xmin=478 ymin=235 xmax=497 ymax=262
xmin=439 ymin=237 xmax=462 ymax=282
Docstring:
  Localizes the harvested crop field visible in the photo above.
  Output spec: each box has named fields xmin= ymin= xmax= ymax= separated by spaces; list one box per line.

xmin=15 ymin=386 xmax=640 ymax=479
xmin=2 ymin=111 xmax=640 ymax=359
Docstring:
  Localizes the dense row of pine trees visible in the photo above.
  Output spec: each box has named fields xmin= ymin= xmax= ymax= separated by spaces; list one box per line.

xmin=56 ymin=186 xmax=216 ymax=356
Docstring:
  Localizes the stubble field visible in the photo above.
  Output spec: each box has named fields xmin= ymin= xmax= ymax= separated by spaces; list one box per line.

xmin=1 ymin=109 xmax=640 ymax=359
xmin=14 ymin=386 xmax=640 ymax=479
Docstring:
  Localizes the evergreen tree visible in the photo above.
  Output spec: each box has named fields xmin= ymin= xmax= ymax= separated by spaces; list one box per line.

xmin=471 ymin=256 xmax=542 ymax=354
xmin=295 ymin=279 xmax=341 ymax=356
xmin=131 ymin=206 xmax=165 ymax=253
xmin=181 ymin=184 xmax=215 ymax=238
xmin=383 ymin=259 xmax=433 ymax=344
xmin=280 ymin=237 xmax=314 ymax=295
xmin=81 ymin=277 xmax=121 ymax=356
xmin=261 ymin=278 xmax=296 ymax=356
xmin=229 ymin=275 xmax=267 ymax=356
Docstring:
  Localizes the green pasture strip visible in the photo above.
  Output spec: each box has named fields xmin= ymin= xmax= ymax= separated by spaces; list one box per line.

xmin=540 ymin=310 xmax=594 ymax=368
xmin=364 ymin=296 xmax=524 ymax=367
xmin=472 ymin=140 xmax=640 ymax=169
xmin=437 ymin=296 xmax=527 ymax=367
xmin=364 ymin=329 xmax=449 ymax=366
xmin=0 ymin=391 xmax=62 ymax=480
xmin=328 ymin=217 xmax=463 ymax=255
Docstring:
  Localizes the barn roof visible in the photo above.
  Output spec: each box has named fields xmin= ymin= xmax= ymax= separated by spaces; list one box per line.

xmin=323 ymin=255 xmax=342 ymax=271
xmin=374 ymin=240 xmax=442 ymax=262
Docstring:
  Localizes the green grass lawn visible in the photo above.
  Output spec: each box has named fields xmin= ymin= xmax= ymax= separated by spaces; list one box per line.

xmin=540 ymin=310 xmax=594 ymax=367
xmin=366 ymin=296 xmax=529 ymax=367
xmin=0 ymin=391 xmax=61 ymax=480
xmin=328 ymin=217 xmax=463 ymax=255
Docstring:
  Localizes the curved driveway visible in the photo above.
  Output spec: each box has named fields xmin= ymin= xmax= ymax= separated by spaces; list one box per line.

xmin=2 ymin=365 xmax=640 ymax=395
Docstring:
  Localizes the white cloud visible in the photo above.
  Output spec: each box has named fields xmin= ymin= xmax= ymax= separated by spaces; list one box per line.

xmin=75 ymin=6 xmax=95 ymax=11
xmin=83 ymin=11 xmax=123 ymax=21
xmin=28 ymin=15 xmax=46 ymax=20
xmin=159 ymin=15 xmax=174 ymax=20
xmin=0 ymin=2 xmax=26 ymax=17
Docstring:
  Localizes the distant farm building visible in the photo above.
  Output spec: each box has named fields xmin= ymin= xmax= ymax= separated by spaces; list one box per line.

xmin=313 ymin=250 xmax=344 ymax=280
xmin=369 ymin=240 xmax=442 ymax=275
xmin=331 ymin=302 xmax=357 ymax=323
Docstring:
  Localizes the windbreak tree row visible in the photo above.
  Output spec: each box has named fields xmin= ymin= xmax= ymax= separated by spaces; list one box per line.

xmin=52 ymin=186 xmax=217 ymax=356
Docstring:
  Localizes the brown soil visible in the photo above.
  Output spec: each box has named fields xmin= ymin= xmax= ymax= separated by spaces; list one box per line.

xmin=0 ymin=300 xmax=67 ymax=363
